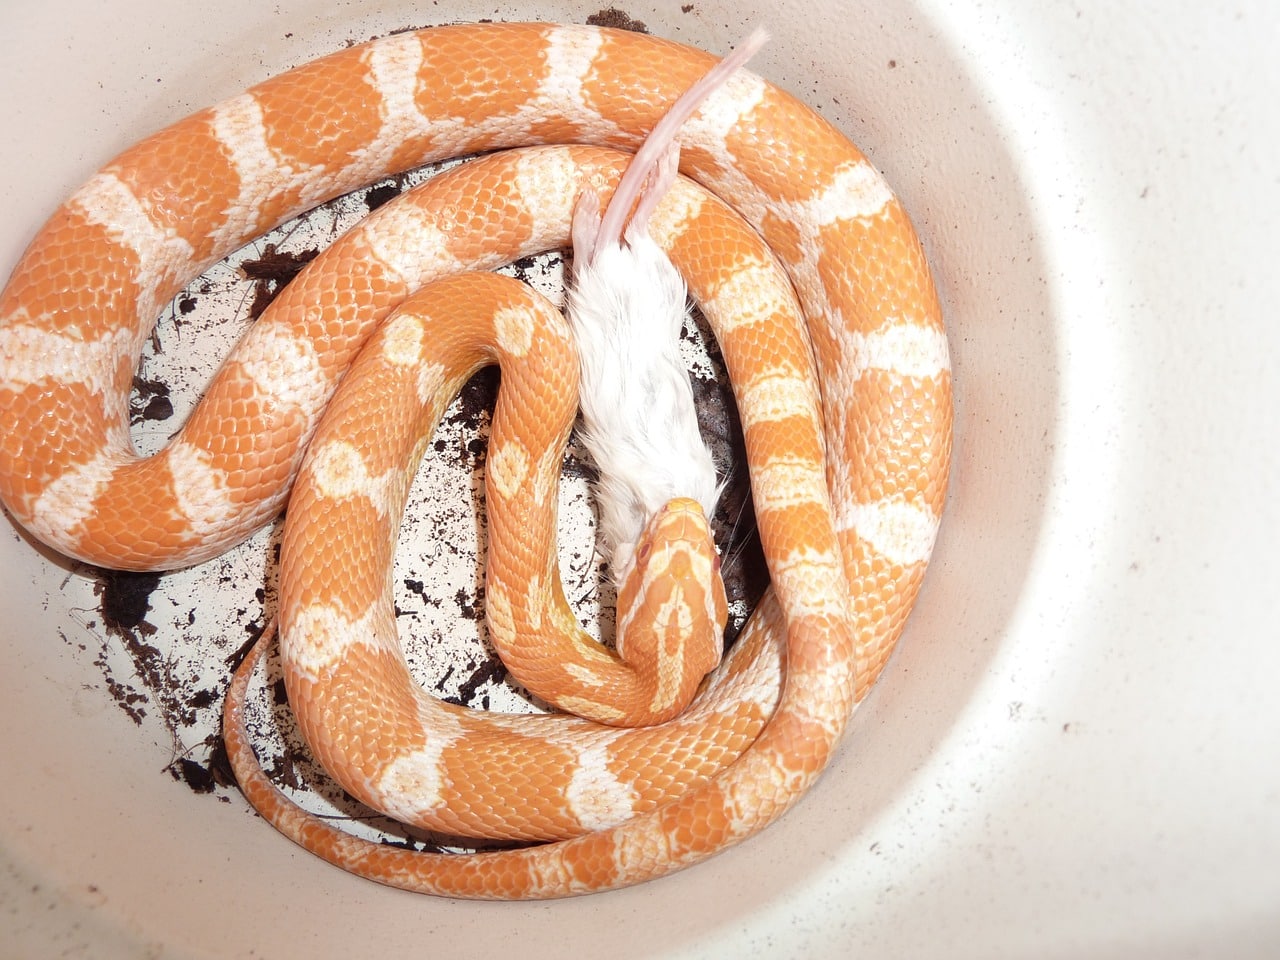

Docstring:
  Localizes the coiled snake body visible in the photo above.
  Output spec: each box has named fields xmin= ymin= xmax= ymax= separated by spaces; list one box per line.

xmin=0 ymin=23 xmax=951 ymax=898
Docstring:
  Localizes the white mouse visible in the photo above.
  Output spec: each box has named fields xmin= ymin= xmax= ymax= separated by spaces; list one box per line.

xmin=566 ymin=28 xmax=768 ymax=582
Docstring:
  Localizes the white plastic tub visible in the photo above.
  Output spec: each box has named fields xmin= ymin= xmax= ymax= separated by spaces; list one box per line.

xmin=2 ymin=1 xmax=1277 ymax=956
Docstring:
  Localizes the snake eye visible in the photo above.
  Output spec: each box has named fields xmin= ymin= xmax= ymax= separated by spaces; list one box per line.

xmin=636 ymin=539 xmax=653 ymax=565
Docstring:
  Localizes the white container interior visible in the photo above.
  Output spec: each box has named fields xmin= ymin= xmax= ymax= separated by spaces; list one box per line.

xmin=2 ymin=1 xmax=1277 ymax=956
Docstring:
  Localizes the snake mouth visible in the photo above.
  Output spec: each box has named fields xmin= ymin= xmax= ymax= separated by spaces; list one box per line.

xmin=653 ymin=496 xmax=714 ymax=539
xmin=629 ymin=497 xmax=721 ymax=580
xmin=631 ymin=497 xmax=723 ymax=600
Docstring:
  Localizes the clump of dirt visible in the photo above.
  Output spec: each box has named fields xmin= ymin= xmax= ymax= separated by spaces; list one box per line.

xmin=586 ymin=8 xmax=650 ymax=33
xmin=240 ymin=243 xmax=319 ymax=320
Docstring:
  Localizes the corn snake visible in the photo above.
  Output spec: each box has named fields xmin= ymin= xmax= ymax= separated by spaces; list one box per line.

xmin=0 ymin=22 xmax=952 ymax=898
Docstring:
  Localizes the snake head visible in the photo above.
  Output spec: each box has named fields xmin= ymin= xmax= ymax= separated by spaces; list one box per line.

xmin=612 ymin=496 xmax=728 ymax=724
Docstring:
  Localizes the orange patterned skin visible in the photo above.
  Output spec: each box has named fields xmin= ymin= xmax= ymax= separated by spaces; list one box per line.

xmin=0 ymin=24 xmax=952 ymax=898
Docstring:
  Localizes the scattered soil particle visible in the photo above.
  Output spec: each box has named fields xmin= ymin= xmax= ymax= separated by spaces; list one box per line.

xmin=240 ymin=242 xmax=318 ymax=285
xmin=99 ymin=675 xmax=147 ymax=726
xmin=95 ymin=569 xmax=161 ymax=637
xmin=449 ymin=659 xmax=509 ymax=708
xmin=364 ymin=178 xmax=408 ymax=212
xmin=450 ymin=367 xmax=501 ymax=428
xmin=130 ymin=375 xmax=173 ymax=425
xmin=205 ymin=736 xmax=238 ymax=791
xmin=586 ymin=8 xmax=649 ymax=33
xmin=240 ymin=243 xmax=319 ymax=320
xmin=171 ymin=756 xmax=217 ymax=794
xmin=454 ymin=586 xmax=483 ymax=621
